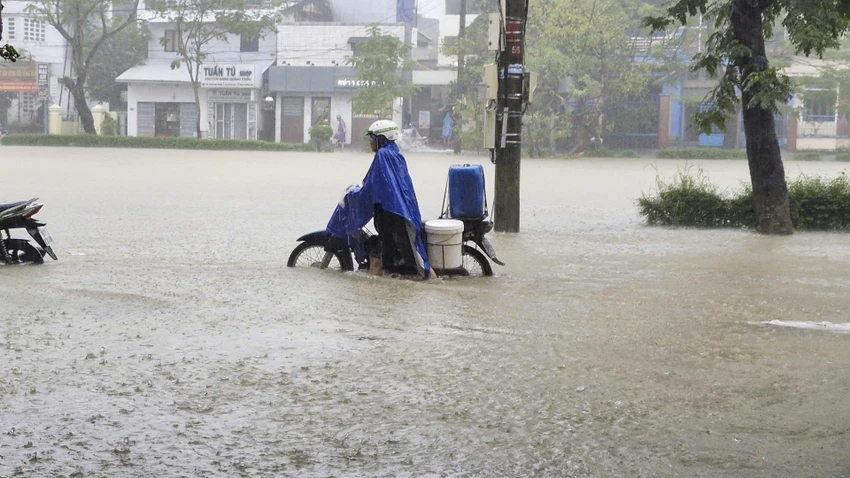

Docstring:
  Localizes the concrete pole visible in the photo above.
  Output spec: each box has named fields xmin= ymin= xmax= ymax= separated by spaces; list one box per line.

xmin=493 ymin=0 xmax=527 ymax=233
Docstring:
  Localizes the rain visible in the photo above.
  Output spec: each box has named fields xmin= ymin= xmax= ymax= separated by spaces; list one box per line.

xmin=2 ymin=0 xmax=850 ymax=476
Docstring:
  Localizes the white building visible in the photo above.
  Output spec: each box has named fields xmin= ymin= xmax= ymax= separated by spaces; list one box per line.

xmin=117 ymin=9 xmax=278 ymax=139
xmin=269 ymin=23 xmax=411 ymax=144
xmin=0 ymin=0 xmax=72 ymax=125
xmin=436 ymin=0 xmax=479 ymax=68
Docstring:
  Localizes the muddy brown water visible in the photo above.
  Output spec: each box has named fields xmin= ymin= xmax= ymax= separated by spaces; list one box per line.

xmin=0 ymin=147 xmax=848 ymax=477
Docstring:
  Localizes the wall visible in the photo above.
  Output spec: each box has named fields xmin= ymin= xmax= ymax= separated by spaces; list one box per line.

xmin=328 ymin=0 xmax=399 ymax=24
xmin=276 ymin=23 xmax=409 ymax=67
xmin=145 ymin=21 xmax=277 ymax=64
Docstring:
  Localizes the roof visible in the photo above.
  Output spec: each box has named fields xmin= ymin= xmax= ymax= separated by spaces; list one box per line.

xmin=116 ymin=61 xmax=191 ymax=83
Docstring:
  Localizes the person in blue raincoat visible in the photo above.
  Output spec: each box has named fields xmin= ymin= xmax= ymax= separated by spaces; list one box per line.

xmin=326 ymin=120 xmax=437 ymax=280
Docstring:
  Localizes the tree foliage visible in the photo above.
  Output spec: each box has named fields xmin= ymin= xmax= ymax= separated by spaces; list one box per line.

xmin=346 ymin=24 xmax=418 ymax=119
xmin=27 ymin=0 xmax=141 ymax=134
xmin=525 ymin=0 xmax=656 ymax=153
xmin=644 ymin=0 xmax=850 ymax=135
xmin=151 ymin=0 xmax=275 ymax=139
xmin=87 ymin=22 xmax=149 ymax=107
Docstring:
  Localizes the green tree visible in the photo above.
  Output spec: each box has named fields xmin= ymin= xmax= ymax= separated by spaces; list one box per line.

xmin=87 ymin=22 xmax=149 ymax=107
xmin=527 ymin=0 xmax=654 ymax=153
xmin=1 ymin=0 xmax=21 ymax=61
xmin=645 ymin=0 xmax=850 ymax=235
xmin=440 ymin=0 xmax=496 ymax=153
xmin=346 ymin=24 xmax=418 ymax=119
xmin=151 ymin=0 xmax=275 ymax=138
xmin=27 ymin=0 xmax=141 ymax=134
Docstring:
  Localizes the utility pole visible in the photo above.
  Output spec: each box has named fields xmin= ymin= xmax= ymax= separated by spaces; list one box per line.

xmin=493 ymin=0 xmax=528 ymax=232
xmin=453 ymin=0 xmax=467 ymax=154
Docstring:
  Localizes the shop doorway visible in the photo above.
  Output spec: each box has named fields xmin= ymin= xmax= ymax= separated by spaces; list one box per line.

xmin=214 ymin=103 xmax=251 ymax=140
xmin=154 ymin=103 xmax=181 ymax=137
xmin=280 ymin=96 xmax=304 ymax=143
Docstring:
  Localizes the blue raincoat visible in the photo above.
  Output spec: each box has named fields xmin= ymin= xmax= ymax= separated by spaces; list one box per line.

xmin=326 ymin=143 xmax=431 ymax=278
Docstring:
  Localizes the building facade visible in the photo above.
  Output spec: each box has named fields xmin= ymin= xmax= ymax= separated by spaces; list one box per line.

xmin=0 ymin=0 xmax=72 ymax=125
xmin=117 ymin=11 xmax=277 ymax=139
xmin=269 ymin=23 xmax=410 ymax=144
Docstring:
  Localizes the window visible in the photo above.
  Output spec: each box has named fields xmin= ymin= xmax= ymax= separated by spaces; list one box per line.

xmin=164 ymin=29 xmax=179 ymax=52
xmin=240 ymin=33 xmax=259 ymax=52
xmin=311 ymin=97 xmax=330 ymax=126
xmin=23 ymin=18 xmax=45 ymax=43
xmin=5 ymin=17 xmax=15 ymax=41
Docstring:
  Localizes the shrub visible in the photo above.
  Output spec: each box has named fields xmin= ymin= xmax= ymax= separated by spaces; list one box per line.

xmin=620 ymin=150 xmax=639 ymax=158
xmin=308 ymin=124 xmax=333 ymax=152
xmin=0 ymin=134 xmax=315 ymax=152
xmin=100 ymin=115 xmax=118 ymax=136
xmin=657 ymin=148 xmax=748 ymax=160
xmin=836 ymin=153 xmax=850 ymax=162
xmin=788 ymin=172 xmax=850 ymax=230
xmin=638 ymin=168 xmax=850 ymax=231
xmin=588 ymin=146 xmax=616 ymax=158
xmin=794 ymin=151 xmax=822 ymax=161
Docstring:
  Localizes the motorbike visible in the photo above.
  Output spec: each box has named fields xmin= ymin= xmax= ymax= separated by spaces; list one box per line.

xmin=397 ymin=124 xmax=429 ymax=151
xmin=287 ymin=217 xmax=503 ymax=277
xmin=0 ymin=198 xmax=57 ymax=265
xmin=288 ymin=164 xmax=504 ymax=278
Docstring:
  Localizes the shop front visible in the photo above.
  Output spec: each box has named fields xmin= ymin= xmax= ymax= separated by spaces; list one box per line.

xmin=119 ymin=61 xmax=270 ymax=139
xmin=268 ymin=66 xmax=402 ymax=145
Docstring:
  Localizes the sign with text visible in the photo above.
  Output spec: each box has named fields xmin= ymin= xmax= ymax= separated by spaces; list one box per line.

xmin=0 ymin=66 xmax=38 ymax=92
xmin=208 ymin=89 xmax=255 ymax=103
xmin=335 ymin=78 xmax=377 ymax=89
xmin=37 ymin=64 xmax=50 ymax=100
xmin=200 ymin=64 xmax=255 ymax=88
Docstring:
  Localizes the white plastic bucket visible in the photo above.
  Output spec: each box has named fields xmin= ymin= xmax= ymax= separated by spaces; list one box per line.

xmin=424 ymin=219 xmax=464 ymax=270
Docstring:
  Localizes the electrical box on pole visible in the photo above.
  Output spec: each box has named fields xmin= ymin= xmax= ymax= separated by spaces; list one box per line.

xmin=488 ymin=13 xmax=502 ymax=51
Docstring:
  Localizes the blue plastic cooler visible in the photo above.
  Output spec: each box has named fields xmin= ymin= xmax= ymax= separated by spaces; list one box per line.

xmin=448 ymin=164 xmax=486 ymax=219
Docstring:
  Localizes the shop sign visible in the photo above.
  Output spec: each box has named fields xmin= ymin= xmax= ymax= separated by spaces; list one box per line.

xmin=200 ymin=64 xmax=255 ymax=88
xmin=335 ymin=77 xmax=376 ymax=89
xmin=0 ymin=66 xmax=38 ymax=92
xmin=37 ymin=64 xmax=50 ymax=100
xmin=208 ymin=89 xmax=255 ymax=103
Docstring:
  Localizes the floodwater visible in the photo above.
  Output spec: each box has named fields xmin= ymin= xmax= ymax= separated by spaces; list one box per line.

xmin=0 ymin=146 xmax=848 ymax=477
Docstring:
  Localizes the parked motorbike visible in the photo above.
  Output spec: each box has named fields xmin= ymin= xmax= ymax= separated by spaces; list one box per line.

xmin=397 ymin=124 xmax=429 ymax=150
xmin=0 ymin=198 xmax=57 ymax=265
xmin=288 ymin=164 xmax=504 ymax=277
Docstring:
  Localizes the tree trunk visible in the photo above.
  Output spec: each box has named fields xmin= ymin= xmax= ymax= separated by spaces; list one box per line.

xmin=731 ymin=0 xmax=793 ymax=234
xmin=69 ymin=81 xmax=96 ymax=134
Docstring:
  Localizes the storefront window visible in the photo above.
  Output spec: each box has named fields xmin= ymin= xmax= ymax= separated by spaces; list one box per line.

xmin=155 ymin=103 xmax=181 ymax=137
xmin=311 ymin=97 xmax=331 ymax=126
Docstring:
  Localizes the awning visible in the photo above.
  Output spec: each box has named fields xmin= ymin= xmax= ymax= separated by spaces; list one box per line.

xmin=117 ymin=60 xmax=275 ymax=88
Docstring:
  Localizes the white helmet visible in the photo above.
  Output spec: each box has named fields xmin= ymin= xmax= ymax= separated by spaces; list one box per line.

xmin=366 ymin=120 xmax=400 ymax=142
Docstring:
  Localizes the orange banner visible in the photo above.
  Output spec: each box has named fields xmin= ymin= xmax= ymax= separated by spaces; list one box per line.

xmin=0 ymin=66 xmax=38 ymax=92
xmin=0 ymin=82 xmax=39 ymax=92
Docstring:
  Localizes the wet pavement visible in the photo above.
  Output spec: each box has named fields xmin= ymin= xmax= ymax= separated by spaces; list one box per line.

xmin=0 ymin=146 xmax=848 ymax=477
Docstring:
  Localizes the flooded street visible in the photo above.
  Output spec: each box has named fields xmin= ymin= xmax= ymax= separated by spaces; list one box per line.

xmin=1 ymin=146 xmax=848 ymax=477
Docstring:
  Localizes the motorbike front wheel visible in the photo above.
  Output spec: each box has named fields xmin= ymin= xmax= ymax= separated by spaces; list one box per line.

xmin=461 ymin=245 xmax=493 ymax=277
xmin=2 ymin=238 xmax=44 ymax=265
xmin=287 ymin=242 xmax=354 ymax=271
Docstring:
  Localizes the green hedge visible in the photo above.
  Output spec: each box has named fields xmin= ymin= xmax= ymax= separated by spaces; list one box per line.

xmin=657 ymin=148 xmax=749 ymax=160
xmin=0 ymin=134 xmax=315 ymax=152
xmin=638 ymin=167 xmax=850 ymax=230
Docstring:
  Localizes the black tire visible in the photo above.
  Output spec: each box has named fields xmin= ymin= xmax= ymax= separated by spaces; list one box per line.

xmin=3 ymin=238 xmax=44 ymax=265
xmin=461 ymin=245 xmax=493 ymax=277
xmin=287 ymin=242 xmax=354 ymax=271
